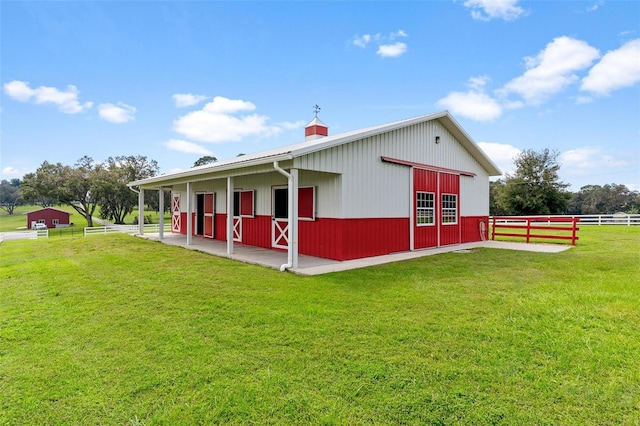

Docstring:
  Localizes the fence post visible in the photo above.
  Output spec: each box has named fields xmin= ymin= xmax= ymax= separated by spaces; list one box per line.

xmin=525 ymin=218 xmax=531 ymax=243
xmin=491 ymin=216 xmax=496 ymax=241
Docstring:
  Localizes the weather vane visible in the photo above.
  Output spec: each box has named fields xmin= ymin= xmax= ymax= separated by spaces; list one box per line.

xmin=313 ymin=104 xmax=321 ymax=117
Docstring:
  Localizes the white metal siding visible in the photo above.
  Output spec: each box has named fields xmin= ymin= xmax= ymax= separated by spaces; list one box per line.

xmin=296 ymin=121 xmax=490 ymax=219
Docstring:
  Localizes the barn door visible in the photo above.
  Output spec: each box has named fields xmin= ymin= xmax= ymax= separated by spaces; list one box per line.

xmin=204 ymin=193 xmax=215 ymax=238
xmin=171 ymin=193 xmax=181 ymax=233
xmin=413 ymin=169 xmax=438 ymax=250
xmin=438 ymin=173 xmax=460 ymax=246
xmin=272 ymin=187 xmax=289 ymax=249
xmin=233 ymin=191 xmax=242 ymax=242
xmin=413 ymin=170 xmax=460 ymax=248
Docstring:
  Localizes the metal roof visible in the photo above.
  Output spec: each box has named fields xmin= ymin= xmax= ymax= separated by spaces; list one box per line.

xmin=129 ymin=111 xmax=501 ymax=187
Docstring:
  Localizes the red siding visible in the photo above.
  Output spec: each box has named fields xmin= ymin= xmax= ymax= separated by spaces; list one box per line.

xmin=176 ymin=213 xmax=485 ymax=261
xmin=26 ymin=208 xmax=70 ymax=229
xmin=305 ymin=125 xmax=328 ymax=137
xmin=461 ymin=216 xmax=489 ymax=243
xmin=215 ymin=213 xmax=227 ymax=241
xmin=298 ymin=217 xmax=409 ymax=260
xmin=178 ymin=212 xmax=199 ymax=235
xmin=239 ymin=215 xmax=272 ymax=248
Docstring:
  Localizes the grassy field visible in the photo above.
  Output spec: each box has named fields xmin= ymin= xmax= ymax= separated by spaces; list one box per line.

xmin=1 ymin=226 xmax=638 ymax=424
xmin=0 ymin=205 xmax=170 ymax=234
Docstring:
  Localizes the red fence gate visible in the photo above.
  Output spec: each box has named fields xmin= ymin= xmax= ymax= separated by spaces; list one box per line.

xmin=491 ymin=216 xmax=580 ymax=245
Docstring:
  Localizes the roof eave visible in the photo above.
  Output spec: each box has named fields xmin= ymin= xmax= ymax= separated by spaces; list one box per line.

xmin=128 ymin=152 xmax=293 ymax=188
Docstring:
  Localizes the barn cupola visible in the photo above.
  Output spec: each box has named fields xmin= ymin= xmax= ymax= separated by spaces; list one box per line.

xmin=305 ymin=104 xmax=328 ymax=141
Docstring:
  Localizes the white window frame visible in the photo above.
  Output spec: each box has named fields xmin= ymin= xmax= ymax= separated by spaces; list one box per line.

xmin=52 ymin=219 xmax=60 ymax=225
xmin=37 ymin=219 xmax=46 ymax=224
xmin=416 ymin=191 xmax=435 ymax=226
xmin=441 ymin=193 xmax=458 ymax=225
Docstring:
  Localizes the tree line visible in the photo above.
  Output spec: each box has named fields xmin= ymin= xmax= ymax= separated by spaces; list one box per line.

xmin=0 ymin=155 xmax=163 ymax=227
xmin=1 ymin=150 xmax=639 ymax=222
xmin=489 ymin=149 xmax=639 ymax=215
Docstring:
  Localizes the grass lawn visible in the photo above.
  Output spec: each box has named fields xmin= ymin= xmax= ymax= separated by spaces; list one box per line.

xmin=1 ymin=226 xmax=638 ymax=424
xmin=0 ymin=205 xmax=170 ymax=235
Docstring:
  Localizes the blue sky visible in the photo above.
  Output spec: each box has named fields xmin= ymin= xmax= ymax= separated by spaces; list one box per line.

xmin=2 ymin=0 xmax=639 ymax=191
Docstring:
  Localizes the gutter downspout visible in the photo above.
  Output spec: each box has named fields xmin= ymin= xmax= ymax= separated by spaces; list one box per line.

xmin=273 ymin=161 xmax=293 ymax=272
xmin=128 ymin=185 xmax=144 ymax=235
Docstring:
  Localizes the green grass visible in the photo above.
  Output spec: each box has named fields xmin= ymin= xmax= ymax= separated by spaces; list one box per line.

xmin=0 ymin=205 xmax=170 ymax=235
xmin=1 ymin=227 xmax=639 ymax=424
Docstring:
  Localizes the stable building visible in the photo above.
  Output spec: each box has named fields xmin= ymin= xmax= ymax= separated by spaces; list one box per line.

xmin=27 ymin=207 xmax=70 ymax=229
xmin=128 ymin=111 xmax=501 ymax=269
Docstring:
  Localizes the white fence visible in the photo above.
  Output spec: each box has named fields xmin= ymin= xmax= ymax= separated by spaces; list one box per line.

xmin=0 ymin=229 xmax=49 ymax=242
xmin=491 ymin=214 xmax=640 ymax=226
xmin=84 ymin=223 xmax=172 ymax=236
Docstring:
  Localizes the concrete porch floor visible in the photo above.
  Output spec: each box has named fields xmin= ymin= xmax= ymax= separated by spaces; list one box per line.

xmin=136 ymin=233 xmax=571 ymax=276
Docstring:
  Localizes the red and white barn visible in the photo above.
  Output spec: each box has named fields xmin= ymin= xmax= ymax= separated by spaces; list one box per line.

xmin=26 ymin=207 xmax=71 ymax=229
xmin=129 ymin=111 xmax=501 ymax=269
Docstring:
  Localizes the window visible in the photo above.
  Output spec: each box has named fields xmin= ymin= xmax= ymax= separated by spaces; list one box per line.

xmin=38 ymin=219 xmax=45 ymax=224
xmin=272 ymin=187 xmax=315 ymax=220
xmin=441 ymin=194 xmax=458 ymax=224
xmin=298 ymin=187 xmax=315 ymax=220
xmin=52 ymin=219 xmax=60 ymax=225
xmin=234 ymin=190 xmax=254 ymax=218
xmin=416 ymin=192 xmax=435 ymax=225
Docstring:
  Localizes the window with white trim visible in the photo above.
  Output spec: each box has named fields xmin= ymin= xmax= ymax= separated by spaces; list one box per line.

xmin=37 ymin=219 xmax=45 ymax=224
xmin=416 ymin=192 xmax=435 ymax=225
xmin=441 ymin=194 xmax=458 ymax=224
xmin=52 ymin=219 xmax=60 ymax=225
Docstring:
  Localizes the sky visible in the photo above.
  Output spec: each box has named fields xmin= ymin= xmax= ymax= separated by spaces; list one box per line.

xmin=1 ymin=0 xmax=639 ymax=192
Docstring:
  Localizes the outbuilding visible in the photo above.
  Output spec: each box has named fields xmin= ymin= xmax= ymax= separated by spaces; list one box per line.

xmin=26 ymin=207 xmax=71 ymax=229
xmin=129 ymin=111 xmax=501 ymax=268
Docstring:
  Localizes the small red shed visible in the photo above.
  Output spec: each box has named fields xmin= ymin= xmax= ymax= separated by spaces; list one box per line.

xmin=26 ymin=207 xmax=71 ymax=229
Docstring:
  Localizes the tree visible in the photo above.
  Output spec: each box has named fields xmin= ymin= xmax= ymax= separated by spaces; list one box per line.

xmin=568 ymin=184 xmax=639 ymax=214
xmin=0 ymin=179 xmax=22 ymax=214
xmin=500 ymin=148 xmax=570 ymax=215
xmin=60 ymin=156 xmax=101 ymax=227
xmin=23 ymin=157 xmax=101 ymax=226
xmin=193 ymin=156 xmax=217 ymax=167
xmin=145 ymin=190 xmax=172 ymax=215
xmin=489 ymin=180 xmax=508 ymax=216
xmin=21 ymin=162 xmax=61 ymax=207
xmin=95 ymin=156 xmax=159 ymax=224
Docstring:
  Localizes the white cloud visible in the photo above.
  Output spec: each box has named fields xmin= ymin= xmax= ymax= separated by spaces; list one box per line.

xmin=499 ymin=36 xmax=600 ymax=104
xmin=173 ymin=93 xmax=209 ymax=107
xmin=377 ymin=42 xmax=408 ymax=58
xmin=352 ymin=30 xmax=408 ymax=58
xmin=580 ymin=39 xmax=640 ymax=96
xmin=438 ymin=77 xmax=503 ymax=121
xmin=478 ymin=142 xmax=521 ymax=176
xmin=164 ymin=139 xmax=213 ymax=155
xmin=98 ymin=102 xmax=136 ymax=123
xmin=463 ymin=0 xmax=526 ymax=21
xmin=173 ymin=96 xmax=281 ymax=143
xmin=3 ymin=80 xmax=93 ymax=113
xmin=278 ymin=120 xmax=306 ymax=130
xmin=353 ymin=34 xmax=371 ymax=48
xmin=1 ymin=166 xmax=31 ymax=179
xmin=560 ymin=146 xmax=630 ymax=176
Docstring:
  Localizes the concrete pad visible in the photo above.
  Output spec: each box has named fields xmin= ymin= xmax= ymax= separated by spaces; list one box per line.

xmin=136 ymin=233 xmax=571 ymax=276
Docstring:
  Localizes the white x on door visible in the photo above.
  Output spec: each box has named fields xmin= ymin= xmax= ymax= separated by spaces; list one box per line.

xmin=272 ymin=187 xmax=289 ymax=249
xmin=171 ymin=193 xmax=181 ymax=232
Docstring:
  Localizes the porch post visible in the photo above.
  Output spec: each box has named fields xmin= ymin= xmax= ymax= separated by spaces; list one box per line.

xmin=158 ymin=188 xmax=164 ymax=240
xmin=226 ymin=176 xmax=234 ymax=254
xmin=290 ymin=168 xmax=299 ymax=268
xmin=186 ymin=182 xmax=192 ymax=246
xmin=138 ymin=188 xmax=144 ymax=235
